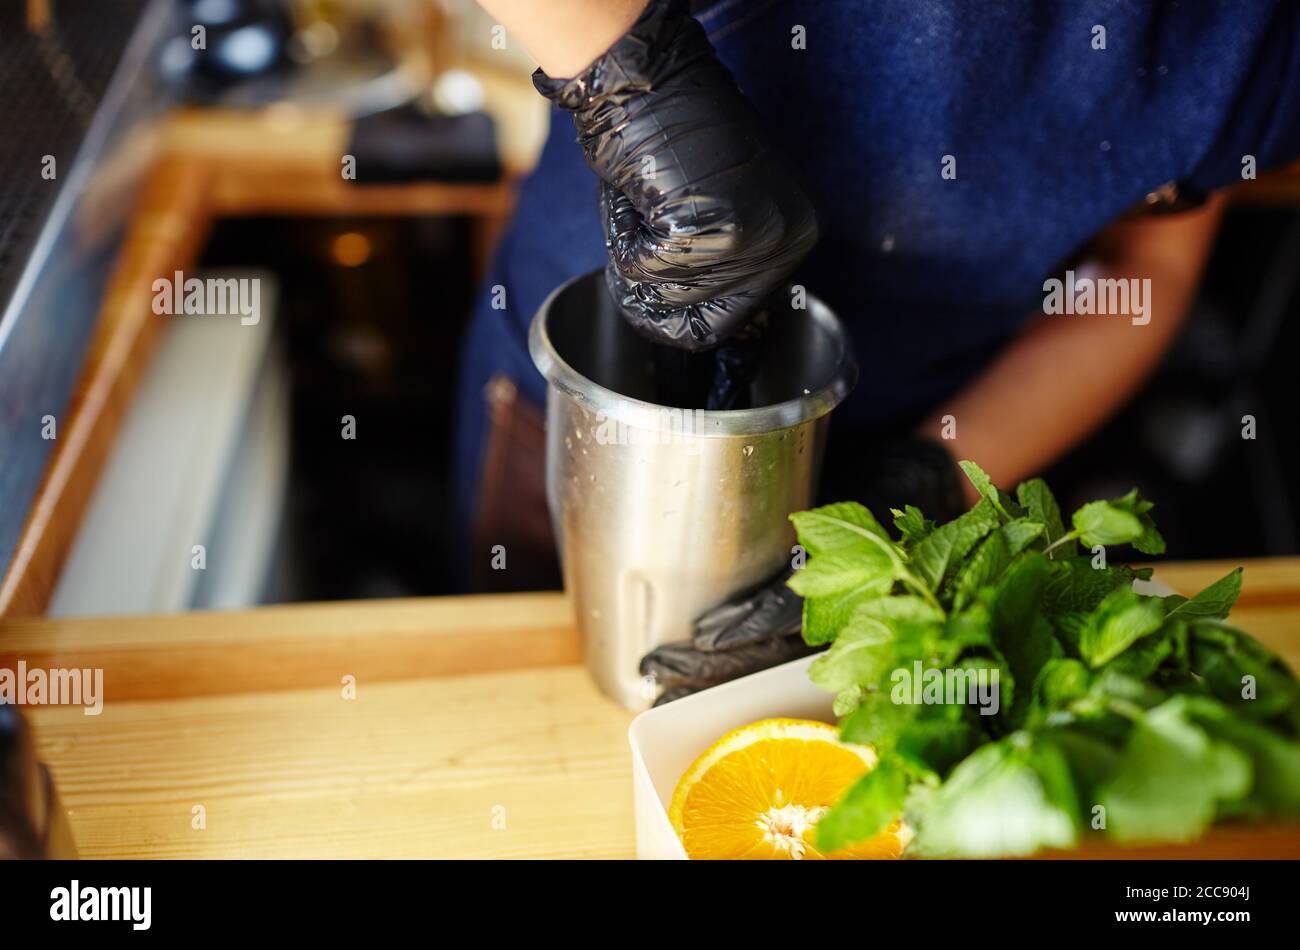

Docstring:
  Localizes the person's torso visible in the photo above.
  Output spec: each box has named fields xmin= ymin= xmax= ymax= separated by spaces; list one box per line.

xmin=495 ymin=0 xmax=1298 ymax=428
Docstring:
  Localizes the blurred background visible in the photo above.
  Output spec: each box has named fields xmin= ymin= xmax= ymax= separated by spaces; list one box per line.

xmin=1 ymin=0 xmax=1298 ymax=620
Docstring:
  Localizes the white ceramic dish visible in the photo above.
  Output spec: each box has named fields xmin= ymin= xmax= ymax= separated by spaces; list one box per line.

xmin=628 ymin=654 xmax=825 ymax=859
xmin=627 ymin=578 xmax=1176 ymax=859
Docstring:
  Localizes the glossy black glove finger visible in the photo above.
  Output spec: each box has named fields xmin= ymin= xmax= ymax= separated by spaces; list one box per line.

xmin=639 ymin=633 xmax=816 ymax=692
xmin=691 ymin=568 xmax=802 ymax=652
xmin=705 ymin=310 xmax=769 ymax=411
xmin=852 ymin=437 xmax=968 ymax=527
xmin=602 ymin=180 xmax=773 ymax=406
xmin=602 ymin=264 xmax=766 ymax=352
xmin=598 ymin=181 xmax=762 ymax=351
xmin=652 ymin=686 xmax=696 ymax=708
xmin=538 ymin=0 xmax=818 ymax=351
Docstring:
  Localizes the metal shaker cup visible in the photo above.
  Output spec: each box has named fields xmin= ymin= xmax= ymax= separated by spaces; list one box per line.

xmin=529 ymin=272 xmax=856 ymax=709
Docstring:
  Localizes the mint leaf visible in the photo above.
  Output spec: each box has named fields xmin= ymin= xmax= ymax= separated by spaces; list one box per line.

xmin=951 ymin=530 xmax=1010 ymax=612
xmin=787 ymin=552 xmax=891 ymax=599
xmin=1189 ymin=624 xmax=1300 ymax=720
xmin=832 ymin=684 xmax=864 ymax=717
xmin=1165 ymin=568 xmax=1243 ymax=621
xmin=1000 ymin=519 xmax=1046 ymax=557
xmin=801 ymin=577 xmax=893 ymax=645
xmin=1071 ymin=500 xmax=1143 ymax=548
xmin=1184 ymin=698 xmax=1300 ymax=814
xmin=1103 ymin=628 xmax=1173 ymax=680
xmin=911 ymin=499 xmax=1000 ymax=590
xmin=991 ymin=555 xmax=1060 ymax=725
xmin=808 ymin=613 xmax=894 ymax=694
xmin=790 ymin=502 xmax=909 ymax=644
xmin=891 ymin=504 xmax=933 ymax=546
xmin=808 ymin=596 xmax=944 ymax=693
xmin=1077 ymin=589 xmax=1166 ymax=668
xmin=1034 ymin=658 xmax=1091 ymax=710
xmin=944 ymin=598 xmax=995 ymax=652
xmin=1089 ymin=667 xmax=1168 ymax=710
xmin=1099 ymin=697 xmax=1252 ymax=842
xmin=1043 ymin=557 xmax=1141 ymax=616
xmin=894 ymin=700 xmax=985 ymax=774
xmin=841 ymin=686 xmax=918 ymax=749
xmin=1016 ymin=478 xmax=1068 ymax=550
xmin=991 ymin=553 xmax=1051 ymax=639
xmin=815 ymin=759 xmax=908 ymax=853
xmin=1108 ymin=489 xmax=1167 ymax=555
xmin=790 ymin=501 xmax=892 ymax=555
xmin=1072 ymin=491 xmax=1166 ymax=554
xmin=958 ymin=460 xmax=1014 ymax=521
xmin=1046 ymin=727 xmax=1123 ymax=803
xmin=909 ymin=735 xmax=1079 ymax=856
xmin=861 ymin=593 xmax=948 ymax=625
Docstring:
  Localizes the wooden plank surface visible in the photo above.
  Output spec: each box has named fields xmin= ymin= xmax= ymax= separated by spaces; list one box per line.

xmin=0 ymin=593 xmax=582 ymax=701
xmin=3 ymin=559 xmax=1299 ymax=859
xmin=32 ymin=668 xmax=631 ymax=859
xmin=9 ymin=592 xmax=633 ymax=859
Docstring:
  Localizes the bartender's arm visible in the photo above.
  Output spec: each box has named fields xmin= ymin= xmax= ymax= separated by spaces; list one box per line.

xmin=923 ymin=195 xmax=1227 ymax=504
xmin=475 ymin=0 xmax=646 ymax=77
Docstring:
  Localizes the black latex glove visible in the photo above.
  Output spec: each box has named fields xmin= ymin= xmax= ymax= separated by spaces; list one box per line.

xmin=533 ymin=0 xmax=818 ymax=352
xmin=706 ymin=312 xmax=769 ymax=410
xmin=640 ymin=437 xmax=967 ymax=704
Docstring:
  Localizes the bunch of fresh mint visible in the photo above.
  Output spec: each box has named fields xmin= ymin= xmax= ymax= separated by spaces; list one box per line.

xmin=788 ymin=461 xmax=1300 ymax=856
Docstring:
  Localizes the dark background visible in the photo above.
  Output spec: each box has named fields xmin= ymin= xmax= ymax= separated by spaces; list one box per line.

xmin=202 ymin=215 xmax=475 ymax=600
xmin=1046 ymin=206 xmax=1300 ymax=561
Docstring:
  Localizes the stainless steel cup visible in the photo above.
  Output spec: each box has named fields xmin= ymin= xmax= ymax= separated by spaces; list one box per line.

xmin=529 ymin=272 xmax=857 ymax=709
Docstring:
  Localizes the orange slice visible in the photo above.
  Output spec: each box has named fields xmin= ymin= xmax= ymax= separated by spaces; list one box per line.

xmin=669 ymin=718 xmax=907 ymax=860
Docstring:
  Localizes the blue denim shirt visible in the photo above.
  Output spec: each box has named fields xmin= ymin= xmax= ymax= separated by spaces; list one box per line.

xmin=454 ymin=0 xmax=1300 ymax=521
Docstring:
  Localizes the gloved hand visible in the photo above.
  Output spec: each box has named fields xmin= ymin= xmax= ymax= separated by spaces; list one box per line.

xmin=640 ymin=437 xmax=968 ymax=704
xmin=533 ymin=0 xmax=819 ymax=352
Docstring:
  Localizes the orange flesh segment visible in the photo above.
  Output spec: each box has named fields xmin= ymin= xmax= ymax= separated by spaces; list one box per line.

xmin=670 ymin=719 xmax=905 ymax=860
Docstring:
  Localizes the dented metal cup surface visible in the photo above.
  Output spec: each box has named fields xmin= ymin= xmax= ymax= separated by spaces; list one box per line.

xmin=530 ymin=273 xmax=856 ymax=710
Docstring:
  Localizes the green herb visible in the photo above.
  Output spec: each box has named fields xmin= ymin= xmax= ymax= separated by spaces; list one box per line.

xmin=789 ymin=461 xmax=1300 ymax=856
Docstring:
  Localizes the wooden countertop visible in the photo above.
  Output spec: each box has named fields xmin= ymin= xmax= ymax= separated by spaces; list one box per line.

xmin=2 ymin=558 xmax=1299 ymax=859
